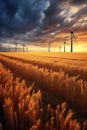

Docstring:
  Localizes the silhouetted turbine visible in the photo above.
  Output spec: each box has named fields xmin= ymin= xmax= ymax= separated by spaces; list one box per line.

xmin=23 ymin=43 xmax=25 ymax=52
xmin=48 ymin=42 xmax=51 ymax=52
xmin=67 ymin=28 xmax=78 ymax=52
xmin=64 ymin=38 xmax=67 ymax=52
xmin=63 ymin=36 xmax=70 ymax=52
xmin=15 ymin=43 xmax=17 ymax=52
xmin=48 ymin=32 xmax=55 ymax=52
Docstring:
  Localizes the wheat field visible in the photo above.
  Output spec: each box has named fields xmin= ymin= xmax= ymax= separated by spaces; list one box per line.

xmin=0 ymin=52 xmax=87 ymax=130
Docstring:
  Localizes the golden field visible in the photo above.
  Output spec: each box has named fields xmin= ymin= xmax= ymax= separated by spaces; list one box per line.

xmin=0 ymin=52 xmax=87 ymax=130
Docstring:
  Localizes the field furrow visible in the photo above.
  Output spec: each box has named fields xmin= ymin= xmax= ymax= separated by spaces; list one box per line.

xmin=0 ymin=53 xmax=87 ymax=81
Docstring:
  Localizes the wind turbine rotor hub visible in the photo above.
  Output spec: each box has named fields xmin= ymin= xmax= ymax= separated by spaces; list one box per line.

xmin=70 ymin=31 xmax=74 ymax=34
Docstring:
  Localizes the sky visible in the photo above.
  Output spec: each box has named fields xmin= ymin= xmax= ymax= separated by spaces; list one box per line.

xmin=0 ymin=0 xmax=87 ymax=52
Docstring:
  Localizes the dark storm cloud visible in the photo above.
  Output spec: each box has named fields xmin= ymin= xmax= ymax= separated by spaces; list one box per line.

xmin=0 ymin=0 xmax=50 ymax=36
xmin=0 ymin=0 xmax=87 ymax=46
xmin=69 ymin=0 xmax=86 ymax=5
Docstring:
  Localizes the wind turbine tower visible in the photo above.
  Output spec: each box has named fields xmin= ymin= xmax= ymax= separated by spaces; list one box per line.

xmin=67 ymin=29 xmax=76 ymax=52
xmin=70 ymin=31 xmax=74 ymax=52
xmin=48 ymin=42 xmax=51 ymax=52
xmin=23 ymin=43 xmax=25 ymax=52
xmin=48 ymin=32 xmax=55 ymax=52
xmin=63 ymin=37 xmax=68 ymax=52
xmin=15 ymin=43 xmax=17 ymax=52
xmin=64 ymin=39 xmax=66 ymax=52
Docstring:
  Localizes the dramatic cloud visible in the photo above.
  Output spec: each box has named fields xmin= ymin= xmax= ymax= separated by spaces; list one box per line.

xmin=0 ymin=0 xmax=50 ymax=36
xmin=0 ymin=0 xmax=87 ymax=49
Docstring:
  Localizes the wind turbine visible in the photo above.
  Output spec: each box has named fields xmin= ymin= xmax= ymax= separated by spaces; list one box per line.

xmin=66 ymin=18 xmax=85 ymax=53
xmin=48 ymin=42 xmax=51 ymax=52
xmin=67 ymin=28 xmax=78 ymax=52
xmin=48 ymin=32 xmax=55 ymax=52
xmin=15 ymin=43 xmax=17 ymax=52
xmin=23 ymin=42 xmax=25 ymax=52
xmin=63 ymin=36 xmax=70 ymax=52
xmin=63 ymin=38 xmax=67 ymax=52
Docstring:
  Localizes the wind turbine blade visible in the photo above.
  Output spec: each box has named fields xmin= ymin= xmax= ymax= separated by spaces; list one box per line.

xmin=73 ymin=18 xmax=85 ymax=32
xmin=74 ymin=38 xmax=76 ymax=44
xmin=66 ymin=29 xmax=72 ymax=32
xmin=73 ymin=34 xmax=76 ymax=44
xmin=73 ymin=27 xmax=80 ymax=32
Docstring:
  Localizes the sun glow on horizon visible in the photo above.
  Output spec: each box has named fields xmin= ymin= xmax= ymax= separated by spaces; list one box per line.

xmin=26 ymin=43 xmax=87 ymax=52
